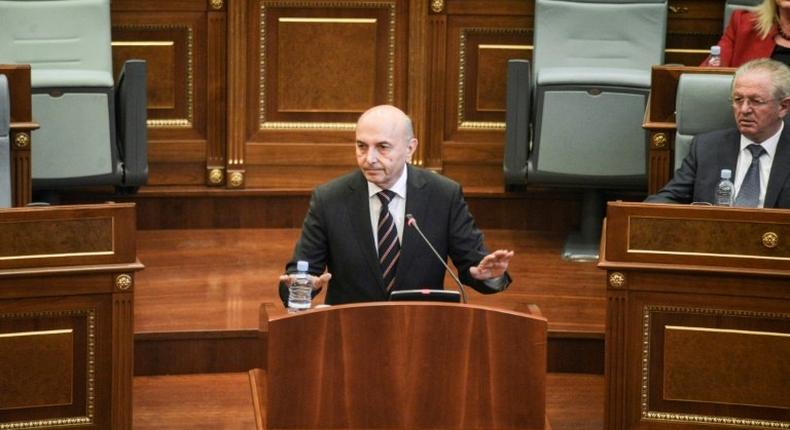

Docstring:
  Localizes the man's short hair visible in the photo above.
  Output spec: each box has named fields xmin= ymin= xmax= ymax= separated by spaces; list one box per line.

xmin=734 ymin=58 xmax=790 ymax=101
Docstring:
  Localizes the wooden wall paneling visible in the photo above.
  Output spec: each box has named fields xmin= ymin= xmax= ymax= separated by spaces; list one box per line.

xmin=664 ymin=0 xmax=725 ymax=65
xmin=244 ymin=0 xmax=409 ymax=189
xmin=0 ymin=64 xmax=35 ymax=206
xmin=424 ymin=4 xmax=447 ymax=169
xmin=442 ymin=13 xmax=530 ymax=190
xmin=407 ymin=0 xmax=430 ymax=167
xmin=227 ymin=0 xmax=249 ymax=189
xmin=207 ymin=6 xmax=228 ymax=187
xmin=111 ymin=291 xmax=134 ymax=429
xmin=112 ymin=7 xmax=211 ymax=186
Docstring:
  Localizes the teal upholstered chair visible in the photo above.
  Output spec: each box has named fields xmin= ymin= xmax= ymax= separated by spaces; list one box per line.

xmin=724 ymin=0 xmax=761 ymax=29
xmin=504 ymin=0 xmax=667 ymax=260
xmin=0 ymin=74 xmax=10 ymax=207
xmin=674 ymin=74 xmax=735 ymax=170
xmin=0 ymin=0 xmax=147 ymax=194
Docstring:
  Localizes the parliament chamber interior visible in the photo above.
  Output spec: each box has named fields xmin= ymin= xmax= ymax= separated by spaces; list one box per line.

xmin=0 ymin=0 xmax=788 ymax=429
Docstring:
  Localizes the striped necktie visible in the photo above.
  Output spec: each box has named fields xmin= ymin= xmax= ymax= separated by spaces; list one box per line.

xmin=734 ymin=144 xmax=766 ymax=207
xmin=377 ymin=190 xmax=400 ymax=292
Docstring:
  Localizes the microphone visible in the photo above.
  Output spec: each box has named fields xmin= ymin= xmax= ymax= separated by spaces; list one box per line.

xmin=405 ymin=214 xmax=467 ymax=303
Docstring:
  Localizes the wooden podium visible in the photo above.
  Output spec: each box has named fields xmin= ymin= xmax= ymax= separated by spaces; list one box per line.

xmin=0 ymin=203 xmax=142 ymax=429
xmin=250 ymin=302 xmax=548 ymax=429
xmin=599 ymin=202 xmax=790 ymax=430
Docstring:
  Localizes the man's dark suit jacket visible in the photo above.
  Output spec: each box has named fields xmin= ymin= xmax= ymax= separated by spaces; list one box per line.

xmin=280 ymin=164 xmax=511 ymax=305
xmin=645 ymin=126 xmax=790 ymax=208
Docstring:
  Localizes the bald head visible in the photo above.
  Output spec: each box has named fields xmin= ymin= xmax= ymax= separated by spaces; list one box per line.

xmin=355 ymin=105 xmax=418 ymax=189
xmin=357 ymin=105 xmax=415 ymax=140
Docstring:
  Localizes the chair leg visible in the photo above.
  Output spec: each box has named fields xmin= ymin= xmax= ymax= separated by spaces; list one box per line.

xmin=561 ymin=189 xmax=605 ymax=262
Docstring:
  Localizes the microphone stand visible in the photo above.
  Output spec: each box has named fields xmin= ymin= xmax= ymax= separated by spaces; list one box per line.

xmin=405 ymin=214 xmax=468 ymax=303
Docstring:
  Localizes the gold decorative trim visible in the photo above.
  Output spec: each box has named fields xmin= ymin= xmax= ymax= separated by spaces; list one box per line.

xmin=762 ymin=232 xmax=779 ymax=249
xmin=640 ymin=305 xmax=790 ymax=429
xmin=665 ymin=48 xmax=710 ymax=54
xmin=14 ymin=132 xmax=30 ymax=149
xmin=458 ymin=28 xmax=531 ymax=130
xmin=651 ymin=133 xmax=667 ymax=149
xmin=260 ymin=122 xmax=355 ymax=131
xmin=0 ymin=329 xmax=72 ymax=338
xmin=259 ymin=1 xmax=396 ymax=130
xmin=608 ymin=272 xmax=626 ymax=288
xmin=210 ymin=0 xmax=223 ymax=10
xmin=459 ymin=121 xmax=506 ymax=130
xmin=113 ymin=24 xmax=194 ymax=129
xmin=115 ymin=274 xmax=133 ymax=291
xmin=0 ymin=309 xmax=96 ymax=429
xmin=279 ymin=17 xmax=377 ymax=24
xmin=430 ymin=0 xmax=444 ymax=13
xmin=208 ymin=168 xmax=224 ymax=185
xmin=229 ymin=171 xmax=244 ymax=188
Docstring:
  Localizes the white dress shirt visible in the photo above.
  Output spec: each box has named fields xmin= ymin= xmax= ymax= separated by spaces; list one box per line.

xmin=367 ymin=167 xmax=407 ymax=250
xmin=734 ymin=122 xmax=782 ymax=208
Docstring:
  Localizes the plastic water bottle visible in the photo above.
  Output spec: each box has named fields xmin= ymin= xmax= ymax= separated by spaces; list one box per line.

xmin=715 ymin=169 xmax=734 ymax=207
xmin=708 ymin=45 xmax=721 ymax=67
xmin=287 ymin=260 xmax=313 ymax=313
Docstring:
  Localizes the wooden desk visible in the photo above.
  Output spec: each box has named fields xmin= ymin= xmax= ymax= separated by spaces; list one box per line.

xmin=251 ymin=302 xmax=549 ymax=429
xmin=599 ymin=202 xmax=789 ymax=430
xmin=643 ymin=65 xmax=735 ymax=195
xmin=0 ymin=64 xmax=37 ymax=206
xmin=0 ymin=203 xmax=142 ymax=429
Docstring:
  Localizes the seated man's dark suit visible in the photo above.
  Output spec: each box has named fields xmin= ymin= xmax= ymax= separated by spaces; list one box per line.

xmin=645 ymin=126 xmax=790 ymax=208
xmin=280 ymin=164 xmax=511 ymax=305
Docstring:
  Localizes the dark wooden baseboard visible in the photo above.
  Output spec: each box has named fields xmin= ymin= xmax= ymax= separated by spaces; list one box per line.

xmin=134 ymin=329 xmax=602 ymax=376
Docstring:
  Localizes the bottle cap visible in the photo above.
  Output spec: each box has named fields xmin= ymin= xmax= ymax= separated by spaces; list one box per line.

xmin=296 ymin=260 xmax=309 ymax=272
xmin=710 ymin=45 xmax=721 ymax=56
xmin=720 ymin=168 xmax=731 ymax=179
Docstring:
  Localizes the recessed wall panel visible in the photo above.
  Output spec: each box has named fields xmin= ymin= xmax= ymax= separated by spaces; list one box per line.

xmin=277 ymin=18 xmax=377 ymax=113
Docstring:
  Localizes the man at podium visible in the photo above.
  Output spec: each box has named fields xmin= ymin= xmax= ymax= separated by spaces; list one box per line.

xmin=646 ymin=59 xmax=790 ymax=208
xmin=278 ymin=105 xmax=513 ymax=306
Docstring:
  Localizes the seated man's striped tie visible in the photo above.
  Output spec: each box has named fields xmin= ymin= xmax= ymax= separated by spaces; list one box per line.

xmin=377 ymin=190 xmax=400 ymax=291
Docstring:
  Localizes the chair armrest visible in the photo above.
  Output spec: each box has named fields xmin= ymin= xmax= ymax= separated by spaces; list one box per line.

xmin=504 ymin=59 xmax=531 ymax=189
xmin=116 ymin=59 xmax=148 ymax=188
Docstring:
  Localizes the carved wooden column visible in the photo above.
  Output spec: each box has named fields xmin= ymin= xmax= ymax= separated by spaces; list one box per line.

xmin=226 ymin=0 xmax=248 ymax=189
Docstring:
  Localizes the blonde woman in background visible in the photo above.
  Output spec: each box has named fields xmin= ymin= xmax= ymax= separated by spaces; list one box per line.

xmin=703 ymin=0 xmax=790 ymax=66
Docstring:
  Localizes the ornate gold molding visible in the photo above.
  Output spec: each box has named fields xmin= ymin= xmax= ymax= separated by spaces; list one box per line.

xmin=651 ymin=133 xmax=668 ymax=149
xmin=13 ymin=132 xmax=30 ymax=149
xmin=608 ymin=272 xmax=626 ymax=288
xmin=0 ymin=309 xmax=96 ymax=429
xmin=113 ymin=24 xmax=194 ymax=129
xmin=457 ymin=28 xmax=531 ymax=130
xmin=210 ymin=0 xmax=223 ymax=10
xmin=115 ymin=274 xmax=133 ymax=291
xmin=208 ymin=168 xmax=224 ymax=185
xmin=259 ymin=1 xmax=396 ymax=130
xmin=229 ymin=171 xmax=244 ymax=188
xmin=430 ymin=0 xmax=444 ymax=13
xmin=762 ymin=232 xmax=779 ymax=249
xmin=640 ymin=305 xmax=790 ymax=429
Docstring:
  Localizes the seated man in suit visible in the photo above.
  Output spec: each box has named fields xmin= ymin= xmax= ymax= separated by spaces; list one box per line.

xmin=279 ymin=105 xmax=514 ymax=306
xmin=646 ymin=58 xmax=790 ymax=208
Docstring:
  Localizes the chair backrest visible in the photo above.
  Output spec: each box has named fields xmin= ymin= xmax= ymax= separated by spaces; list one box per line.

xmin=0 ymin=0 xmax=113 ymax=88
xmin=527 ymin=0 xmax=666 ymax=188
xmin=724 ymin=0 xmax=761 ymax=30
xmin=0 ymin=74 xmax=10 ymax=207
xmin=263 ymin=302 xmax=548 ymax=429
xmin=533 ymin=0 xmax=666 ymax=77
xmin=674 ymin=73 xmax=735 ymax=170
xmin=0 ymin=0 xmax=131 ymax=190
